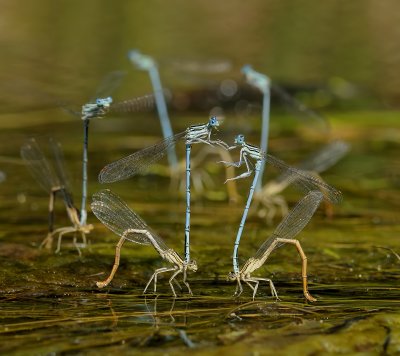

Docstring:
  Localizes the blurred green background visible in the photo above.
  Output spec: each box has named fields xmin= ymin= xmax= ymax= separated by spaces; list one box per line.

xmin=2 ymin=0 xmax=400 ymax=113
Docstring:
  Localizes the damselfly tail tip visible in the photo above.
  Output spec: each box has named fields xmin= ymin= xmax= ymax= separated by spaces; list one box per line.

xmin=96 ymin=280 xmax=108 ymax=288
xmin=241 ymin=64 xmax=252 ymax=74
xmin=127 ymin=49 xmax=140 ymax=60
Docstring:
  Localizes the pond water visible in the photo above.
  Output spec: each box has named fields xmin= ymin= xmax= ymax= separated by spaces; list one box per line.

xmin=1 ymin=1 xmax=400 ymax=354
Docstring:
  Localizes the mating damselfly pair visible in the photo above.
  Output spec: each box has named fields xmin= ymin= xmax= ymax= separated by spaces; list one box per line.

xmin=90 ymin=116 xmax=341 ymax=301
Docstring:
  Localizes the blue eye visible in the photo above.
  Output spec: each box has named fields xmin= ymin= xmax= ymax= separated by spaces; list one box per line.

xmin=235 ymin=134 xmax=244 ymax=144
xmin=96 ymin=97 xmax=112 ymax=106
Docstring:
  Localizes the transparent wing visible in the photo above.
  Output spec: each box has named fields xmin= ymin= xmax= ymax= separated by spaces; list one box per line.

xmin=266 ymin=153 xmax=342 ymax=204
xmin=20 ymin=138 xmax=62 ymax=193
xmin=47 ymin=138 xmax=75 ymax=207
xmin=110 ymin=94 xmax=156 ymax=114
xmin=21 ymin=138 xmax=74 ymax=205
xmin=98 ymin=131 xmax=186 ymax=183
xmin=48 ymin=138 xmax=71 ymax=192
xmin=90 ymin=70 xmax=126 ymax=102
xmin=59 ymin=71 xmax=126 ymax=118
xmin=253 ymin=191 xmax=323 ymax=260
xmin=60 ymin=104 xmax=81 ymax=118
xmin=271 ymin=84 xmax=330 ymax=131
xmin=273 ymin=140 xmax=350 ymax=185
xmin=298 ymin=140 xmax=350 ymax=173
xmin=91 ymin=189 xmax=169 ymax=249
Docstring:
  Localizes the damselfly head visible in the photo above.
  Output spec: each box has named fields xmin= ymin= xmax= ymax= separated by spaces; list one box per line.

xmin=82 ymin=224 xmax=94 ymax=233
xmin=82 ymin=98 xmax=112 ymax=120
xmin=234 ymin=134 xmax=245 ymax=145
xmin=227 ymin=271 xmax=238 ymax=281
xmin=208 ymin=116 xmax=219 ymax=128
xmin=187 ymin=260 xmax=198 ymax=272
xmin=95 ymin=97 xmax=113 ymax=107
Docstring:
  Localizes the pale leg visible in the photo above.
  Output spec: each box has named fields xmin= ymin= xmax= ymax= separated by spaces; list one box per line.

xmin=143 ymin=267 xmax=176 ymax=294
xmin=72 ymin=234 xmax=82 ymax=257
xmin=55 ymin=227 xmax=75 ymax=254
xmin=169 ymin=269 xmax=183 ymax=298
xmin=182 ymin=267 xmax=193 ymax=296
xmin=234 ymin=276 xmax=244 ymax=297
xmin=245 ymin=277 xmax=279 ymax=301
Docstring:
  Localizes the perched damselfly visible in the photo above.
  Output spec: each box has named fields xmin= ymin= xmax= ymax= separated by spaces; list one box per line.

xmin=91 ymin=189 xmax=197 ymax=297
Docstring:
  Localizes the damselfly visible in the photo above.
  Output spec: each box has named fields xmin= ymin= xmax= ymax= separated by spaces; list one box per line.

xmin=129 ymin=51 xmax=239 ymax=202
xmin=21 ymin=138 xmax=93 ymax=254
xmin=220 ymin=134 xmax=342 ymax=275
xmin=228 ymin=191 xmax=323 ymax=302
xmin=91 ymin=189 xmax=197 ymax=297
xmin=99 ymin=116 xmax=228 ymax=265
xmin=80 ymin=95 xmax=154 ymax=227
xmin=64 ymin=70 xmax=155 ymax=227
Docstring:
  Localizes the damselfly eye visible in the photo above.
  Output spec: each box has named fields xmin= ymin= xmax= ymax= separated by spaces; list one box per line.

xmin=189 ymin=260 xmax=198 ymax=271
xmin=96 ymin=97 xmax=112 ymax=106
xmin=234 ymin=134 xmax=244 ymax=144
xmin=209 ymin=116 xmax=218 ymax=126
